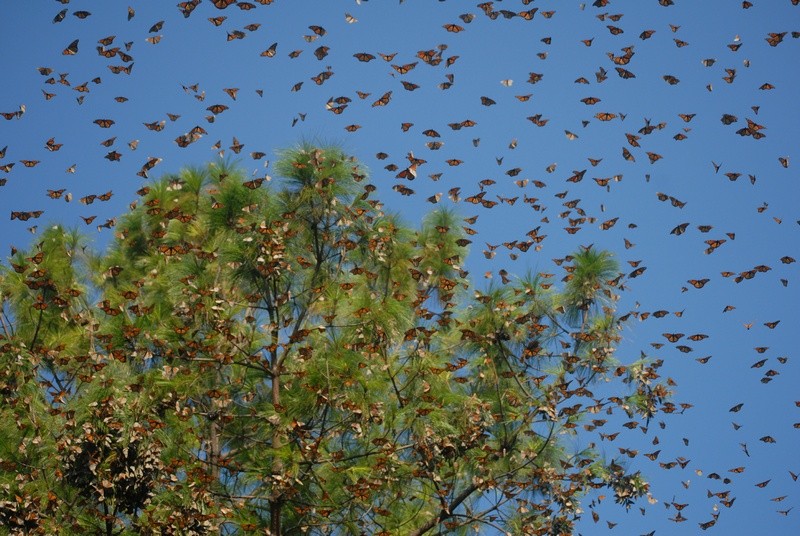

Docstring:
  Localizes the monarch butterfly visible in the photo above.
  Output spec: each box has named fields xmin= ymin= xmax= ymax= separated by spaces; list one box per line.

xmin=595 ymin=112 xmax=616 ymax=121
xmin=663 ymin=333 xmax=684 ymax=343
xmin=182 ymin=126 xmax=204 ymax=139
xmin=528 ymin=72 xmax=544 ymax=84
xmin=47 ymin=188 xmax=66 ymax=199
xmin=71 ymin=82 xmax=90 ymax=94
xmin=243 ymin=178 xmax=265 ymax=189
xmin=688 ymin=278 xmax=709 ymax=288
xmin=20 ymin=160 xmax=40 ymax=168
xmin=766 ymin=32 xmax=786 ymax=47
xmin=353 ymin=52 xmax=375 ymax=62
xmin=344 ymin=124 xmax=361 ymax=132
xmin=63 ymin=39 xmax=79 ymax=55
xmin=670 ymin=222 xmax=690 ymax=235
xmin=446 ymin=159 xmax=463 ymax=166
xmin=208 ymin=16 xmax=226 ymax=26
xmin=396 ymin=165 xmax=417 ymax=180
xmin=97 ymin=46 xmax=118 ymax=58
xmin=260 ymin=42 xmax=277 ymax=57
xmin=616 ymin=67 xmax=636 ymax=79
xmin=401 ymin=81 xmax=419 ymax=91
xmin=104 ymin=151 xmax=122 ymax=161
xmin=25 ymin=251 xmax=44 ymax=265
xmin=647 ymin=152 xmax=663 ymax=164
xmin=622 ymin=147 xmax=635 ymax=162
xmin=371 ymin=91 xmax=392 ymax=107
xmin=443 ymin=23 xmax=464 ymax=32
xmin=213 ymin=0 xmax=236 ymax=8
xmin=53 ymin=7 xmax=68 ymax=23
xmin=527 ymin=114 xmax=548 ymax=126
xmin=609 ymin=53 xmax=631 ymax=65
xmin=674 ymin=38 xmax=689 ymax=47
xmin=207 ymin=104 xmax=228 ymax=114
xmin=728 ymin=42 xmax=742 ymax=51
xmin=379 ymin=52 xmax=397 ymax=62
xmin=145 ymin=35 xmax=162 ymax=45
xmin=417 ymin=50 xmax=436 ymax=64
xmin=400 ymin=122 xmax=413 ymax=132
xmin=464 ymin=192 xmax=486 ymax=205
xmin=663 ymin=75 xmax=680 ymax=85
xmin=159 ymin=244 xmax=185 ymax=256
xmin=325 ymin=102 xmax=348 ymax=115
xmin=391 ymin=62 xmax=417 ymax=74
xmin=311 ymin=70 xmax=332 ymax=85
xmin=625 ymin=266 xmax=646 ymax=279
xmin=720 ymin=113 xmax=738 ymax=125
xmin=667 ymin=196 xmax=685 ymax=208
xmin=600 ymin=218 xmax=618 ymax=230
xmin=722 ymin=69 xmax=736 ymax=83
xmin=566 ymin=169 xmax=584 ymax=182
xmin=147 ymin=20 xmax=164 ymax=33
xmin=607 ymin=25 xmax=624 ymax=35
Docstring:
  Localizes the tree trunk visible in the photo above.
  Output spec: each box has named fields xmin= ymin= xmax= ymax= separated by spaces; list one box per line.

xmin=269 ymin=358 xmax=283 ymax=535
xmin=208 ymin=369 xmax=222 ymax=482
xmin=209 ymin=420 xmax=220 ymax=482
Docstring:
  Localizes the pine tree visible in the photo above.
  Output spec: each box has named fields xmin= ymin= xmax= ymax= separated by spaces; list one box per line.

xmin=0 ymin=145 xmax=671 ymax=535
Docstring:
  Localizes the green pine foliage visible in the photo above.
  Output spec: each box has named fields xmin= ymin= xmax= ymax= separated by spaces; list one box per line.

xmin=0 ymin=145 xmax=672 ymax=535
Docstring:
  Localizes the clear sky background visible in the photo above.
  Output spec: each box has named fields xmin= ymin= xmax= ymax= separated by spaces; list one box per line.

xmin=1 ymin=1 xmax=798 ymax=534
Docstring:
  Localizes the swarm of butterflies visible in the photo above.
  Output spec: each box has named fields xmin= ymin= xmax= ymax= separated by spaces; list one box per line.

xmin=0 ymin=0 xmax=797 ymax=533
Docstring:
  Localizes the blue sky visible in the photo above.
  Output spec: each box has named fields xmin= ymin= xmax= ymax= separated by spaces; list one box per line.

xmin=1 ymin=1 xmax=798 ymax=534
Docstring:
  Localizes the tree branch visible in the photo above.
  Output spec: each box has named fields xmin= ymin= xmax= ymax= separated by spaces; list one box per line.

xmin=409 ymin=482 xmax=481 ymax=536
